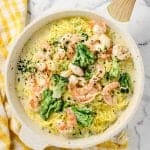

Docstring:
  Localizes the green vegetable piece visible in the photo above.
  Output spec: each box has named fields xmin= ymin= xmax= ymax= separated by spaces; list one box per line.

xmin=52 ymin=74 xmax=68 ymax=98
xmin=109 ymin=57 xmax=120 ymax=79
xmin=72 ymin=43 xmax=95 ymax=68
xmin=63 ymin=101 xmax=71 ymax=109
xmin=40 ymin=90 xmax=54 ymax=120
xmin=53 ymin=100 xmax=64 ymax=112
xmin=85 ymin=69 xmax=93 ymax=80
xmin=119 ymin=72 xmax=131 ymax=93
xmin=40 ymin=89 xmax=63 ymax=120
xmin=84 ymin=66 xmax=94 ymax=80
xmin=72 ymin=107 xmax=94 ymax=127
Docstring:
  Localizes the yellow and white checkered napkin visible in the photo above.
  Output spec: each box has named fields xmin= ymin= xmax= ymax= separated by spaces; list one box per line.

xmin=0 ymin=0 xmax=128 ymax=149
xmin=0 ymin=0 xmax=29 ymax=149
xmin=0 ymin=0 xmax=26 ymax=59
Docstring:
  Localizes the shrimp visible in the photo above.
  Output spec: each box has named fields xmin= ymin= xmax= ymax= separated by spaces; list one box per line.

xmin=60 ymin=70 xmax=72 ymax=78
xmin=98 ymin=48 xmax=112 ymax=60
xmin=46 ymin=60 xmax=56 ymax=71
xmin=34 ymin=41 xmax=51 ymax=62
xmin=67 ymin=35 xmax=80 ymax=59
xmin=36 ymin=73 xmax=49 ymax=88
xmin=41 ymin=41 xmax=51 ymax=51
xmin=69 ymin=63 xmax=84 ymax=77
xmin=66 ymin=47 xmax=74 ymax=59
xmin=68 ymin=75 xmax=100 ymax=103
xmin=90 ymin=20 xmax=107 ymax=34
xmin=68 ymin=64 xmax=105 ymax=103
xmin=27 ymin=73 xmax=50 ymax=111
xmin=34 ymin=50 xmax=50 ymax=62
xmin=26 ymin=72 xmax=50 ymax=96
xmin=54 ymin=48 xmax=66 ymax=60
xmin=70 ymin=85 xmax=99 ymax=103
xmin=99 ymin=53 xmax=111 ymax=60
xmin=112 ymin=45 xmax=130 ymax=60
xmin=57 ymin=108 xmax=76 ymax=133
xmin=29 ymin=77 xmax=44 ymax=112
xmin=28 ymin=74 xmax=50 ymax=111
xmin=27 ymin=76 xmax=41 ymax=111
xmin=102 ymin=82 xmax=120 ymax=105
xmin=60 ymin=34 xmax=80 ymax=59
xmin=99 ymin=34 xmax=111 ymax=50
xmin=36 ymin=62 xmax=46 ymax=71
xmin=95 ymin=64 xmax=106 ymax=79
xmin=29 ymin=97 xmax=40 ymax=112
xmin=66 ymin=108 xmax=77 ymax=129
xmin=60 ymin=33 xmax=73 ymax=46
xmin=85 ymin=35 xmax=100 ymax=51
xmin=77 ymin=77 xmax=87 ymax=87
xmin=69 ymin=75 xmax=78 ymax=85
xmin=85 ymin=34 xmax=111 ymax=52
xmin=35 ymin=53 xmax=52 ymax=74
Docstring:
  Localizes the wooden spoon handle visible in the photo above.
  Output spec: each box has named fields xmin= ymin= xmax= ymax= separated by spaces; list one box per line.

xmin=107 ymin=0 xmax=136 ymax=22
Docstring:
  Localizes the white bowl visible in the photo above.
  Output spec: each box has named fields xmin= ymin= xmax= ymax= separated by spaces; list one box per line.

xmin=5 ymin=10 xmax=144 ymax=150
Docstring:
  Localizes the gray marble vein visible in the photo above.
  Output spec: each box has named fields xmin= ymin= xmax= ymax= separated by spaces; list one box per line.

xmin=135 ymin=126 xmax=141 ymax=150
xmin=144 ymin=0 xmax=150 ymax=6
xmin=138 ymin=40 xmax=150 ymax=46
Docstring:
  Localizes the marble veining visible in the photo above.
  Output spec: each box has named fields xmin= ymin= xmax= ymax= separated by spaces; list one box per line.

xmin=143 ymin=0 xmax=150 ymax=6
xmin=26 ymin=0 xmax=150 ymax=149
xmin=138 ymin=41 xmax=150 ymax=46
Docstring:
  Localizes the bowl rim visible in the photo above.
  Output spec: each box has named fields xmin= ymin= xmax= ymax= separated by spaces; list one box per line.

xmin=5 ymin=9 xmax=144 ymax=149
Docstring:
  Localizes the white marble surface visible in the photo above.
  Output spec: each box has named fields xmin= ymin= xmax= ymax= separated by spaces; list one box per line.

xmin=27 ymin=0 xmax=150 ymax=149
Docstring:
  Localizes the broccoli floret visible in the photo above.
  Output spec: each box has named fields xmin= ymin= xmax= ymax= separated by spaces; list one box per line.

xmin=84 ymin=69 xmax=93 ymax=80
xmin=52 ymin=74 xmax=68 ymax=98
xmin=119 ymin=72 xmax=131 ymax=93
xmin=109 ymin=57 xmax=120 ymax=79
xmin=72 ymin=43 xmax=95 ymax=68
xmin=84 ymin=65 xmax=94 ymax=80
xmin=72 ymin=107 xmax=94 ymax=127
xmin=40 ymin=89 xmax=63 ymax=120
